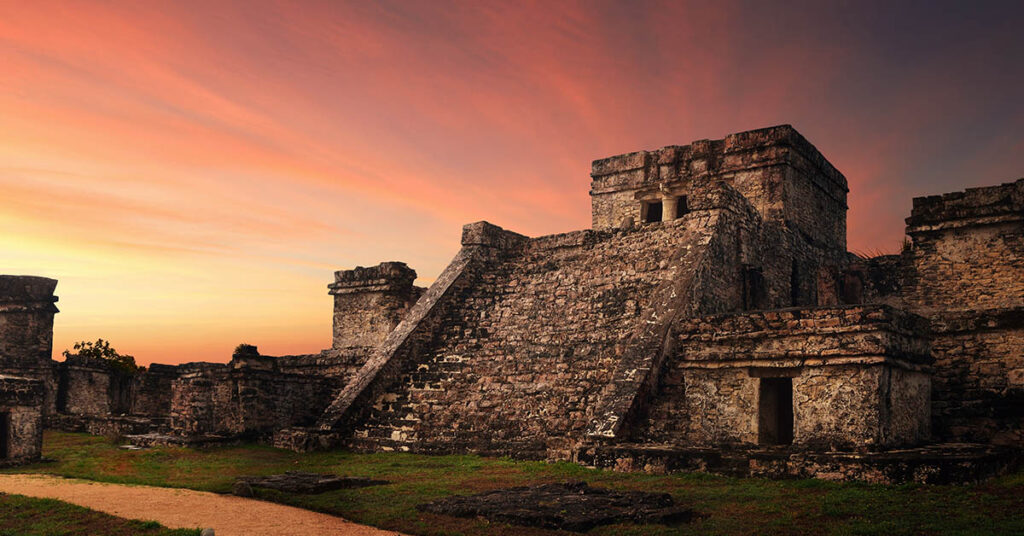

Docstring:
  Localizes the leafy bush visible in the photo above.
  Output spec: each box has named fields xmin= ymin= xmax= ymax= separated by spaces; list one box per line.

xmin=62 ymin=339 xmax=141 ymax=374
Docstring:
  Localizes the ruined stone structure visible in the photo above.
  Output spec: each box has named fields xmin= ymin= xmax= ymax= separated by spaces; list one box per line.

xmin=0 ymin=375 xmax=44 ymax=465
xmin=2 ymin=125 xmax=1020 ymax=482
xmin=0 ymin=276 xmax=59 ymax=414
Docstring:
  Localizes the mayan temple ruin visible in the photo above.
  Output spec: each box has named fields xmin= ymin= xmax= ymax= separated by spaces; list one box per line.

xmin=1 ymin=125 xmax=1021 ymax=482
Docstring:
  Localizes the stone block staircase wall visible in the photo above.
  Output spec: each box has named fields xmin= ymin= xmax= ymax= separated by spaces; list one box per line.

xmin=344 ymin=212 xmax=732 ymax=459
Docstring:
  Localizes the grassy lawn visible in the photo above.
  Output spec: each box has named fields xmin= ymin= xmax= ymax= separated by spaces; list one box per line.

xmin=3 ymin=431 xmax=1022 ymax=536
xmin=0 ymin=493 xmax=199 ymax=536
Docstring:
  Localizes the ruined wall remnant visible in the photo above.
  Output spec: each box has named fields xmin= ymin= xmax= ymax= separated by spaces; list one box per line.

xmin=0 ymin=375 xmax=45 ymax=465
xmin=928 ymin=309 xmax=1024 ymax=445
xmin=589 ymin=125 xmax=849 ymax=252
xmin=639 ymin=306 xmax=932 ymax=451
xmin=901 ymin=178 xmax=1024 ymax=313
xmin=130 ymin=364 xmax=180 ymax=418
xmin=330 ymin=262 xmax=422 ymax=351
xmin=58 ymin=355 xmax=132 ymax=416
xmin=169 ymin=354 xmax=337 ymax=438
xmin=0 ymin=276 xmax=59 ymax=415
xmin=894 ymin=179 xmax=1024 ymax=445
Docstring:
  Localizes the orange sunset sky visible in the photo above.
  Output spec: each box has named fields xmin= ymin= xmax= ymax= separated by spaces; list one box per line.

xmin=2 ymin=1 xmax=1022 ymax=365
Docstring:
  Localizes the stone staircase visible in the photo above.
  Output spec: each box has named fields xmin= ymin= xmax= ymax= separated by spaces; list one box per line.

xmin=348 ymin=352 xmax=470 ymax=452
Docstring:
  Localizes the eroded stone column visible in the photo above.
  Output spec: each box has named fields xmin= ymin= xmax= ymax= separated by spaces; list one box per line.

xmin=662 ymin=195 xmax=678 ymax=221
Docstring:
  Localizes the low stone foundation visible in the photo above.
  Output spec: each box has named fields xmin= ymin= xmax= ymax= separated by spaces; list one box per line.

xmin=270 ymin=427 xmax=346 ymax=452
xmin=124 ymin=432 xmax=243 ymax=448
xmin=575 ymin=443 xmax=1020 ymax=484
xmin=46 ymin=413 xmax=165 ymax=437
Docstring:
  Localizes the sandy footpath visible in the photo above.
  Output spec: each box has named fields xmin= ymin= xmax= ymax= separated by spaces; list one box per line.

xmin=0 ymin=473 xmax=406 ymax=536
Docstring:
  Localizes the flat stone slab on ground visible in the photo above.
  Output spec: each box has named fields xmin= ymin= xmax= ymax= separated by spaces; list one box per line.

xmin=417 ymin=481 xmax=694 ymax=532
xmin=236 ymin=471 xmax=389 ymax=494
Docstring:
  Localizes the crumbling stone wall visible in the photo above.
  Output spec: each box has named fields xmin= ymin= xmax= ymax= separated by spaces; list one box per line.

xmin=169 ymin=356 xmax=337 ymax=438
xmin=130 ymin=364 xmax=180 ymax=418
xmin=901 ymin=179 xmax=1024 ymax=313
xmin=340 ymin=184 xmax=793 ymax=459
xmin=58 ymin=355 xmax=132 ymax=416
xmin=638 ymin=306 xmax=932 ymax=450
xmin=348 ymin=220 xmax=697 ymax=457
xmin=890 ymin=179 xmax=1024 ymax=445
xmin=0 ymin=276 xmax=59 ymax=414
xmin=794 ymin=365 xmax=930 ymax=450
xmin=330 ymin=262 xmax=423 ymax=351
xmin=929 ymin=310 xmax=1024 ymax=445
xmin=590 ymin=125 xmax=848 ymax=252
xmin=0 ymin=375 xmax=44 ymax=465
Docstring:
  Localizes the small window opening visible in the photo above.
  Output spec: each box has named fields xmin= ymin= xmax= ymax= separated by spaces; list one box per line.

xmin=0 ymin=412 xmax=9 ymax=459
xmin=742 ymin=265 xmax=768 ymax=310
xmin=675 ymin=196 xmax=689 ymax=219
xmin=758 ymin=378 xmax=794 ymax=445
xmin=642 ymin=201 xmax=663 ymax=223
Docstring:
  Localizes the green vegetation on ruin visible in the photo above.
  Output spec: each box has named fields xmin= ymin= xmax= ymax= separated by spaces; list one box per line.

xmin=0 ymin=492 xmax=199 ymax=536
xmin=5 ymin=431 xmax=1023 ymax=536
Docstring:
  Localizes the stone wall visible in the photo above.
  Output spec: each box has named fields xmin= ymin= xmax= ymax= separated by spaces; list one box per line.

xmin=0 ymin=375 xmax=44 ymax=464
xmin=130 ymin=364 xmax=180 ymax=417
xmin=0 ymin=276 xmax=59 ymax=414
xmin=335 ymin=185 xmax=780 ymax=459
xmin=347 ymin=220 xmax=695 ymax=457
xmin=590 ymin=125 xmax=848 ymax=252
xmin=311 ymin=221 xmax=529 ymax=442
xmin=58 ymin=355 xmax=132 ymax=416
xmin=638 ymin=306 xmax=932 ymax=450
xmin=330 ymin=262 xmax=423 ymax=351
xmin=886 ymin=179 xmax=1024 ymax=445
xmin=929 ymin=310 xmax=1024 ymax=445
xmin=793 ymin=365 xmax=930 ymax=450
xmin=273 ymin=350 xmax=373 ymax=386
xmin=901 ymin=178 xmax=1023 ymax=313
xmin=169 ymin=356 xmax=337 ymax=438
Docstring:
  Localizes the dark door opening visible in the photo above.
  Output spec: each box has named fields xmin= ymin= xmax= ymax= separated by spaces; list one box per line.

xmin=758 ymin=378 xmax=793 ymax=445
xmin=0 ymin=412 xmax=9 ymax=459
xmin=642 ymin=201 xmax=663 ymax=223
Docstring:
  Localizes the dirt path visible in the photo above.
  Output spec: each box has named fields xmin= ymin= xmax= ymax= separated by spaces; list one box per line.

xmin=0 ymin=474 xmax=406 ymax=536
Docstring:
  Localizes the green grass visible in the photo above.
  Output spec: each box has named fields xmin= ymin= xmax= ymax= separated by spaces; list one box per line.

xmin=0 ymin=493 xmax=200 ymax=536
xmin=6 ymin=431 xmax=1024 ymax=536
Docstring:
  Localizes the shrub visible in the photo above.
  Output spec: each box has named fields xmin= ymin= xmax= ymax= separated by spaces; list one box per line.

xmin=62 ymin=339 xmax=141 ymax=374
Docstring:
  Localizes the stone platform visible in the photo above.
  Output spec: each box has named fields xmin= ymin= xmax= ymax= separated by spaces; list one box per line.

xmin=575 ymin=443 xmax=1021 ymax=484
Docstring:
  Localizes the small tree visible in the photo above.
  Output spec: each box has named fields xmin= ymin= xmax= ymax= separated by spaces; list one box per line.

xmin=63 ymin=339 xmax=141 ymax=374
